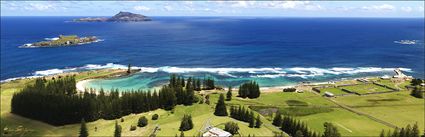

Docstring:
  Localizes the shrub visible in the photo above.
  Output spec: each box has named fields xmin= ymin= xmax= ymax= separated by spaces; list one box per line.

xmin=137 ymin=116 xmax=148 ymax=127
xmin=224 ymin=122 xmax=239 ymax=134
xmin=151 ymin=114 xmax=159 ymax=120
xmin=129 ymin=125 xmax=137 ymax=131
xmin=283 ymin=88 xmax=296 ymax=92
xmin=120 ymin=118 xmax=124 ymax=122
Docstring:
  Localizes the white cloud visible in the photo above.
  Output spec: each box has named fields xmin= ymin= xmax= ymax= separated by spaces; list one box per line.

xmin=419 ymin=6 xmax=424 ymax=12
xmin=401 ymin=6 xmax=413 ymax=12
xmin=164 ymin=5 xmax=173 ymax=11
xmin=362 ymin=4 xmax=395 ymax=11
xmin=261 ymin=1 xmax=324 ymax=11
xmin=133 ymin=6 xmax=150 ymax=11
xmin=24 ymin=3 xmax=55 ymax=11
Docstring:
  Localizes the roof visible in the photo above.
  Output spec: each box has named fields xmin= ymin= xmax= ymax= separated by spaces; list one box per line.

xmin=324 ymin=92 xmax=334 ymax=96
xmin=203 ymin=127 xmax=232 ymax=137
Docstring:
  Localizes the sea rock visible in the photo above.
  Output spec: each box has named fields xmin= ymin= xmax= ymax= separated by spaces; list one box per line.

xmin=73 ymin=11 xmax=151 ymax=22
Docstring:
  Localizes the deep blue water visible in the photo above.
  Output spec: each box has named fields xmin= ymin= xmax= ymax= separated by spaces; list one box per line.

xmin=1 ymin=17 xmax=424 ymax=89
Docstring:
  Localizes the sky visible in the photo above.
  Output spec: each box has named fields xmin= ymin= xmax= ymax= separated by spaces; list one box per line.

xmin=1 ymin=1 xmax=424 ymax=17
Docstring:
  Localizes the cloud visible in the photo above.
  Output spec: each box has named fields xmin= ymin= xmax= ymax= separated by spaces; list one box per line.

xmin=419 ymin=6 xmax=424 ymax=12
xmin=24 ymin=3 xmax=55 ymax=11
xmin=362 ymin=4 xmax=395 ymax=11
xmin=401 ymin=6 xmax=413 ymax=12
xmin=163 ymin=5 xmax=173 ymax=11
xmin=261 ymin=1 xmax=324 ymax=11
xmin=133 ymin=6 xmax=150 ymax=11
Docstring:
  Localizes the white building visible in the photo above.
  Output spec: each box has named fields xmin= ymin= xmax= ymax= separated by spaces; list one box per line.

xmin=324 ymin=92 xmax=335 ymax=97
xmin=203 ymin=127 xmax=232 ymax=137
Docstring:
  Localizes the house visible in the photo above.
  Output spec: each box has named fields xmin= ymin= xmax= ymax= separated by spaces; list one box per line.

xmin=324 ymin=92 xmax=334 ymax=97
xmin=203 ymin=127 xmax=232 ymax=137
xmin=380 ymin=75 xmax=391 ymax=80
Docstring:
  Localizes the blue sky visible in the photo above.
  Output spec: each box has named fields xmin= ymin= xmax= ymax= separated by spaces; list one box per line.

xmin=1 ymin=1 xmax=424 ymax=17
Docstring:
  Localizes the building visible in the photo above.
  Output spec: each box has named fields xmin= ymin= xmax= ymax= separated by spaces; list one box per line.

xmin=203 ymin=127 xmax=232 ymax=137
xmin=380 ymin=75 xmax=391 ymax=80
xmin=324 ymin=92 xmax=334 ymax=97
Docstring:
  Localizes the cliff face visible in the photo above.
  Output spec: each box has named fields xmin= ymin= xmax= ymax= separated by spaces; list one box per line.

xmin=74 ymin=11 xmax=151 ymax=22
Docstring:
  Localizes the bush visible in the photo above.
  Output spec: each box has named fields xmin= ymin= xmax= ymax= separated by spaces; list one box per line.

xmin=129 ymin=125 xmax=137 ymax=131
xmin=151 ymin=114 xmax=159 ymax=120
xmin=137 ymin=116 xmax=148 ymax=127
xmin=224 ymin=122 xmax=239 ymax=134
xmin=283 ymin=88 xmax=296 ymax=92
xmin=120 ymin=118 xmax=124 ymax=122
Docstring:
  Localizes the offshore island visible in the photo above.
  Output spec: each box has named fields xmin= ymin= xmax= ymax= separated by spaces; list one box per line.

xmin=20 ymin=35 xmax=100 ymax=48
xmin=73 ymin=11 xmax=151 ymax=22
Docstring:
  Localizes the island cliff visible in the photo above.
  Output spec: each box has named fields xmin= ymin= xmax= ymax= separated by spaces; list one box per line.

xmin=73 ymin=11 xmax=151 ymax=22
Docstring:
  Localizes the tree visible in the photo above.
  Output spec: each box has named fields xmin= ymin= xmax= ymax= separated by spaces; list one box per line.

xmin=226 ymin=86 xmax=232 ymax=101
xmin=412 ymin=123 xmax=420 ymax=137
xmin=272 ymin=112 xmax=282 ymax=127
xmin=411 ymin=87 xmax=424 ymax=98
xmin=379 ymin=130 xmax=385 ymax=137
xmin=79 ymin=118 xmax=88 ymax=137
xmin=249 ymin=112 xmax=255 ymax=128
xmin=179 ymin=114 xmax=193 ymax=131
xmin=224 ymin=122 xmax=239 ymax=135
xmin=295 ymin=130 xmax=304 ymax=137
xmin=238 ymin=81 xmax=261 ymax=99
xmin=138 ymin=116 xmax=148 ymax=127
xmin=180 ymin=131 xmax=185 ymax=137
xmin=214 ymin=94 xmax=228 ymax=116
xmin=114 ymin=121 xmax=122 ymax=137
xmin=322 ymin=122 xmax=341 ymax=137
xmin=127 ymin=64 xmax=131 ymax=74
xmin=255 ymin=115 xmax=262 ymax=128
xmin=152 ymin=114 xmax=159 ymax=120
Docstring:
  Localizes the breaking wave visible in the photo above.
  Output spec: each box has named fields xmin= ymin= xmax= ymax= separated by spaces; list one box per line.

xmin=1 ymin=63 xmax=413 ymax=83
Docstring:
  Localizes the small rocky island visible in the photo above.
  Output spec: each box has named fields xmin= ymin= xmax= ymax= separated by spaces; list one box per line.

xmin=20 ymin=35 xmax=99 ymax=48
xmin=73 ymin=11 xmax=151 ymax=22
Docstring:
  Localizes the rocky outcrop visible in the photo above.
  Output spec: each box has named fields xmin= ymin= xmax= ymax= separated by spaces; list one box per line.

xmin=73 ymin=11 xmax=151 ymax=22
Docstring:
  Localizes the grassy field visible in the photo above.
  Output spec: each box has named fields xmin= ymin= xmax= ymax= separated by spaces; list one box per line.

xmin=341 ymin=83 xmax=393 ymax=94
xmin=319 ymin=87 xmax=349 ymax=96
xmin=334 ymin=91 xmax=424 ymax=130
xmin=1 ymin=73 xmax=423 ymax=136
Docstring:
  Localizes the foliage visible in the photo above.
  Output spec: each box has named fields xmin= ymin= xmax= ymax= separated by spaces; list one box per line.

xmin=238 ymin=81 xmax=261 ymax=99
xmin=224 ymin=122 xmax=239 ymax=135
xmin=138 ymin=116 xmax=148 ymax=127
xmin=11 ymin=75 xmax=197 ymax=125
xmin=255 ymin=115 xmax=262 ymax=128
xmin=379 ymin=123 xmax=420 ymax=137
xmin=411 ymin=87 xmax=424 ymax=98
xmin=130 ymin=125 xmax=137 ymax=131
xmin=272 ymin=112 xmax=282 ymax=127
xmin=322 ymin=122 xmax=341 ymax=137
xmin=114 ymin=121 xmax=122 ymax=137
xmin=410 ymin=79 xmax=424 ymax=86
xmin=179 ymin=114 xmax=193 ymax=131
xmin=226 ymin=86 xmax=232 ymax=101
xmin=283 ymin=88 xmax=297 ymax=92
xmin=214 ymin=94 xmax=228 ymax=116
xmin=229 ymin=106 xmax=256 ymax=128
xmin=152 ymin=114 xmax=159 ymax=120
xmin=79 ymin=118 xmax=88 ymax=137
xmin=281 ymin=116 xmax=318 ymax=137
xmin=203 ymin=77 xmax=215 ymax=90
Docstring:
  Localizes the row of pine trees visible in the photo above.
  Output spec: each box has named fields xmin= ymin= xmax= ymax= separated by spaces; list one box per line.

xmin=11 ymin=75 xmax=198 ymax=125
xmin=238 ymin=81 xmax=261 ymax=98
xmin=273 ymin=112 xmax=322 ymax=137
xmin=229 ymin=106 xmax=262 ymax=128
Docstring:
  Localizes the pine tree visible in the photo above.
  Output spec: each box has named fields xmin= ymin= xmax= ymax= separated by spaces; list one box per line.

xmin=79 ymin=118 xmax=88 ymax=137
xmin=226 ymin=86 xmax=232 ymax=101
xmin=379 ymin=130 xmax=385 ymax=137
xmin=411 ymin=87 xmax=424 ymax=98
xmin=180 ymin=131 xmax=185 ymax=137
xmin=272 ymin=112 xmax=282 ymax=127
xmin=412 ymin=123 xmax=420 ymax=137
xmin=114 ymin=121 xmax=122 ymax=137
xmin=322 ymin=122 xmax=341 ymax=137
xmin=224 ymin=121 xmax=239 ymax=135
xmin=214 ymin=94 xmax=228 ymax=116
xmin=295 ymin=130 xmax=304 ymax=137
xmin=255 ymin=115 xmax=262 ymax=128
xmin=249 ymin=112 xmax=255 ymax=128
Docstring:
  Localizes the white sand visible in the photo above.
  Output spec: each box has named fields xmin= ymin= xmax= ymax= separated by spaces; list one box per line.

xmin=76 ymin=79 xmax=92 ymax=92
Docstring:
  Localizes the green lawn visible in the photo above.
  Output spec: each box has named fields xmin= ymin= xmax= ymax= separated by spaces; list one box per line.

xmin=334 ymin=91 xmax=424 ymax=132
xmin=319 ymin=87 xmax=349 ymax=95
xmin=341 ymin=84 xmax=393 ymax=94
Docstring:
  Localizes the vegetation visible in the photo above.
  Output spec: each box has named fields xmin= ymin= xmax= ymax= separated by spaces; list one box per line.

xmin=411 ymin=87 xmax=424 ymax=98
xmin=114 ymin=121 xmax=122 ymax=137
xmin=411 ymin=79 xmax=424 ymax=86
xmin=283 ymin=88 xmax=297 ymax=92
xmin=280 ymin=115 xmax=318 ymax=137
xmin=379 ymin=123 xmax=420 ymax=137
xmin=214 ymin=94 xmax=228 ymax=116
xmin=272 ymin=112 xmax=282 ymax=127
xmin=137 ymin=116 xmax=148 ymax=127
xmin=224 ymin=122 xmax=239 ymax=135
xmin=79 ymin=118 xmax=88 ymax=137
xmin=229 ymin=106 xmax=257 ymax=128
xmin=322 ymin=122 xmax=341 ymax=137
xmin=11 ymin=75 xmax=197 ymax=125
xmin=226 ymin=86 xmax=232 ymax=101
xmin=238 ymin=81 xmax=261 ymax=99
xmin=152 ymin=114 xmax=159 ymax=120
xmin=179 ymin=114 xmax=193 ymax=131
xmin=202 ymin=77 xmax=215 ymax=90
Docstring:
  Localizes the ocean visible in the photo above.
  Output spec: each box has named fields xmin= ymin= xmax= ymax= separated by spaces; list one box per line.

xmin=1 ymin=16 xmax=424 ymax=90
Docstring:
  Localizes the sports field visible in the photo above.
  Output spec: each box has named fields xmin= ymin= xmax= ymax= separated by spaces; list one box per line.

xmin=341 ymin=83 xmax=394 ymax=94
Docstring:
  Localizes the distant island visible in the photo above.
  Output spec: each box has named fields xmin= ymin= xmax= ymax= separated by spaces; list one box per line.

xmin=73 ymin=11 xmax=151 ymax=22
xmin=20 ymin=35 xmax=100 ymax=48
